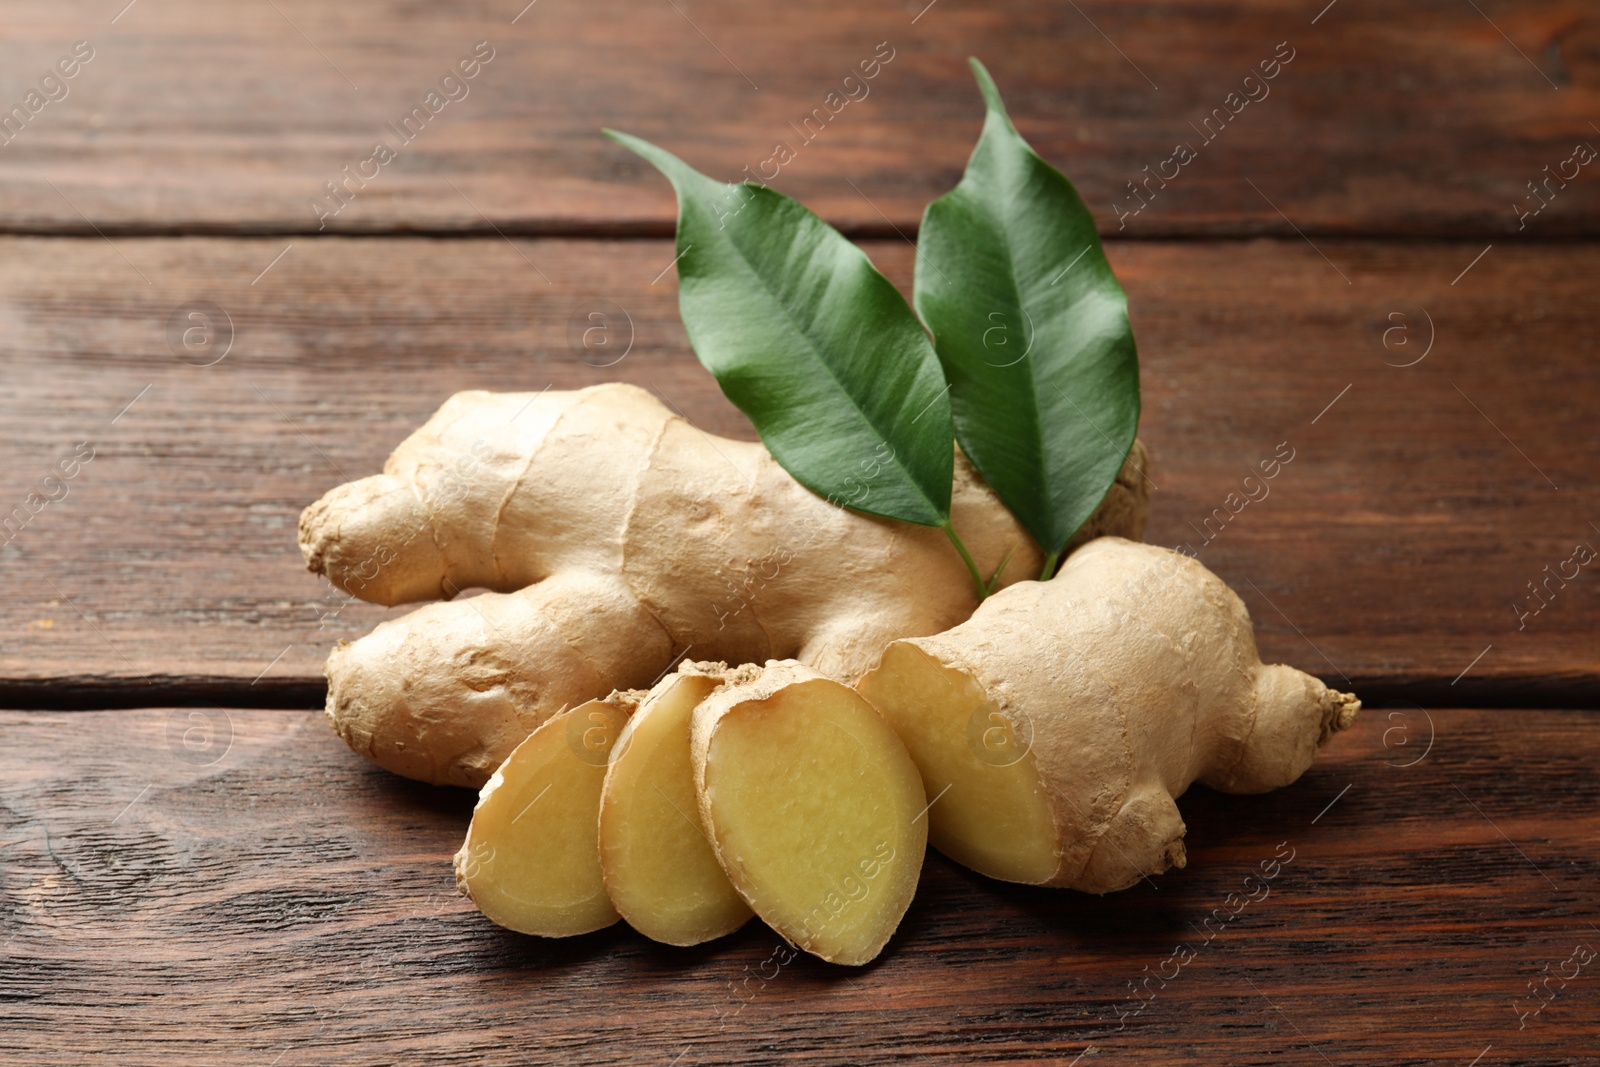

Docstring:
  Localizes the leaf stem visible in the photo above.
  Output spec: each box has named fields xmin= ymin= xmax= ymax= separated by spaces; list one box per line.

xmin=1038 ymin=550 xmax=1062 ymax=582
xmin=941 ymin=521 xmax=989 ymax=601
xmin=986 ymin=546 xmax=1016 ymax=594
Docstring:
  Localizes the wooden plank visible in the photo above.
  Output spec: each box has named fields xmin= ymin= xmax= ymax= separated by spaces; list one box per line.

xmin=0 ymin=705 xmax=1594 ymax=1063
xmin=1 ymin=1 xmax=1597 ymax=236
xmin=0 ymin=236 xmax=1595 ymax=703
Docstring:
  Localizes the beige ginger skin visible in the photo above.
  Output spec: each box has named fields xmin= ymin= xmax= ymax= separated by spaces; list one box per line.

xmin=858 ymin=537 xmax=1359 ymax=894
xmin=300 ymin=383 xmax=1150 ymax=788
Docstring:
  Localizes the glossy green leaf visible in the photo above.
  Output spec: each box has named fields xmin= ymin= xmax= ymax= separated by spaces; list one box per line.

xmin=606 ymin=130 xmax=954 ymax=527
xmin=914 ymin=59 xmax=1140 ymax=572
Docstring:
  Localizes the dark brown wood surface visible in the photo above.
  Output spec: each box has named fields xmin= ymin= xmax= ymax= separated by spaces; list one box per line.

xmin=0 ymin=236 xmax=1594 ymax=706
xmin=3 ymin=1 xmax=1597 ymax=1063
xmin=1 ymin=705 xmax=1594 ymax=1065
xmin=2 ymin=1 xmax=1598 ymax=236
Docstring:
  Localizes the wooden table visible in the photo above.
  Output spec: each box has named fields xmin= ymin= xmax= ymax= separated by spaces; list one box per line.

xmin=2 ymin=2 xmax=1595 ymax=1063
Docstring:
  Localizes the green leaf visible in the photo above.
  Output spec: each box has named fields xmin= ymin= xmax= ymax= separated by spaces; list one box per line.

xmin=606 ymin=130 xmax=954 ymax=528
xmin=913 ymin=59 xmax=1140 ymax=570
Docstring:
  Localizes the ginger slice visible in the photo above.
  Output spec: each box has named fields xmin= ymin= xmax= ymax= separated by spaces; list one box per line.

xmin=856 ymin=642 xmax=1058 ymax=885
xmin=691 ymin=662 xmax=927 ymax=966
xmin=599 ymin=667 xmax=753 ymax=946
xmin=454 ymin=692 xmax=637 ymax=937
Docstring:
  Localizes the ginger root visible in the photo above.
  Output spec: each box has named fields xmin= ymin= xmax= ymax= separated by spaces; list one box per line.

xmin=691 ymin=662 xmax=928 ymax=966
xmin=301 ymin=382 xmax=1150 ymax=787
xmin=856 ymin=537 xmax=1359 ymax=894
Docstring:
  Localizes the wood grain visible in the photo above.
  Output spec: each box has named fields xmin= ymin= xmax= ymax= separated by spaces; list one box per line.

xmin=3 ymin=4 xmax=1595 ymax=1062
xmin=0 ymin=705 xmax=1593 ymax=1064
xmin=0 ymin=236 xmax=1595 ymax=705
xmin=1 ymin=0 xmax=1596 ymax=237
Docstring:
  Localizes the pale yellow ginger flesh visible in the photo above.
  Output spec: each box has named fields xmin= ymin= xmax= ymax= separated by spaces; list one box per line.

xmin=860 ymin=643 xmax=1059 ymax=885
xmin=454 ymin=692 xmax=637 ymax=937
xmin=299 ymin=382 xmax=1152 ymax=787
xmin=691 ymin=662 xmax=928 ymax=966
xmin=598 ymin=666 xmax=753 ymax=946
xmin=857 ymin=537 xmax=1360 ymax=895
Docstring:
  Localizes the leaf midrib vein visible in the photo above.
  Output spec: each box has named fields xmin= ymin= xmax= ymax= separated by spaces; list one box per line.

xmin=717 ymin=215 xmax=941 ymax=515
xmin=965 ymin=152 xmax=1058 ymax=534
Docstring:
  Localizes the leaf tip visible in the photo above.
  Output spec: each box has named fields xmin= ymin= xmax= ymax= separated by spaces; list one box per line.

xmin=601 ymin=129 xmax=685 ymax=182
xmin=967 ymin=58 xmax=1010 ymax=123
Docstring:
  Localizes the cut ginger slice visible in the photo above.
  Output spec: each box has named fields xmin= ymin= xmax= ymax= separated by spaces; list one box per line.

xmin=454 ymin=691 xmax=637 ymax=937
xmin=856 ymin=642 xmax=1058 ymax=885
xmin=599 ymin=667 xmax=753 ymax=946
xmin=691 ymin=661 xmax=927 ymax=966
